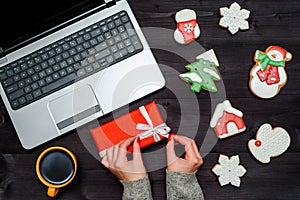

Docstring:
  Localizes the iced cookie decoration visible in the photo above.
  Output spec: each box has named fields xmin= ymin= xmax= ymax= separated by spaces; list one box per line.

xmin=219 ymin=2 xmax=250 ymax=35
xmin=249 ymin=46 xmax=292 ymax=99
xmin=174 ymin=9 xmax=200 ymax=44
xmin=212 ymin=154 xmax=247 ymax=187
xmin=210 ymin=100 xmax=246 ymax=139
xmin=179 ymin=49 xmax=220 ymax=93
xmin=248 ymin=123 xmax=290 ymax=164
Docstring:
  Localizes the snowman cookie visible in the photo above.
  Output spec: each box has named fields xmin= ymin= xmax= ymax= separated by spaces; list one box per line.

xmin=249 ymin=46 xmax=292 ymax=99
xmin=248 ymin=123 xmax=290 ymax=164
xmin=174 ymin=9 xmax=200 ymax=44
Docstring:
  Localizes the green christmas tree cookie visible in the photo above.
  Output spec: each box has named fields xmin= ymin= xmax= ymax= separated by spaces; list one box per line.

xmin=180 ymin=51 xmax=221 ymax=93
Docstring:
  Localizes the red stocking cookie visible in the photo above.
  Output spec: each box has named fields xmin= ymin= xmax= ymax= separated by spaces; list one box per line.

xmin=174 ymin=9 xmax=200 ymax=44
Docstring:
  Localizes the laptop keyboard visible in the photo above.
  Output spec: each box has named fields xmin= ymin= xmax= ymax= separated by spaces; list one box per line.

xmin=0 ymin=11 xmax=143 ymax=110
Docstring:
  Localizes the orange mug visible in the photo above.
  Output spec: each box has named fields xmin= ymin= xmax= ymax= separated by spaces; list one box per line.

xmin=36 ymin=146 xmax=77 ymax=197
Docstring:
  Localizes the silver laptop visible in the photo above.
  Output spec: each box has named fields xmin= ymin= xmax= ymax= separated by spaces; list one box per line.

xmin=0 ymin=0 xmax=165 ymax=149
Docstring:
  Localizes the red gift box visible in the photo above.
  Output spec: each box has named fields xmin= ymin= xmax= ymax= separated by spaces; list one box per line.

xmin=90 ymin=101 xmax=170 ymax=157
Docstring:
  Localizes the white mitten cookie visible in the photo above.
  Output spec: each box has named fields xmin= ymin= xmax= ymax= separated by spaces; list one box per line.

xmin=174 ymin=9 xmax=200 ymax=44
xmin=248 ymin=123 xmax=290 ymax=164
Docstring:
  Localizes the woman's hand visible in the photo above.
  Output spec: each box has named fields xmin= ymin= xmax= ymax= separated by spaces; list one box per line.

xmin=166 ymin=135 xmax=203 ymax=173
xmin=101 ymin=137 xmax=147 ymax=181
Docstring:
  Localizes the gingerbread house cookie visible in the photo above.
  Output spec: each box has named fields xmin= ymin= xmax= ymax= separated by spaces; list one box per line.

xmin=210 ymin=100 xmax=246 ymax=139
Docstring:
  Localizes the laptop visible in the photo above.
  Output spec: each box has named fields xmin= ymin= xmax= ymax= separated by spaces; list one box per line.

xmin=0 ymin=0 xmax=165 ymax=149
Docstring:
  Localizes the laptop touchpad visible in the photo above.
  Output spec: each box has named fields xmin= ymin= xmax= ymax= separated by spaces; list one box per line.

xmin=48 ymin=85 xmax=101 ymax=130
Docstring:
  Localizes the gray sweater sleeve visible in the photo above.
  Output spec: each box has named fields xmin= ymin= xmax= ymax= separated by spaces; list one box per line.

xmin=166 ymin=170 xmax=205 ymax=200
xmin=120 ymin=175 xmax=153 ymax=200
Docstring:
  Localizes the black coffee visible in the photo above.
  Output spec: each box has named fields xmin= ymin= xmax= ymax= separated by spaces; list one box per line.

xmin=40 ymin=151 xmax=74 ymax=185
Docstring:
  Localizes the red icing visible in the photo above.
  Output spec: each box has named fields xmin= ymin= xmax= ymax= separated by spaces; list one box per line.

xmin=255 ymin=140 xmax=262 ymax=147
xmin=256 ymin=65 xmax=280 ymax=85
xmin=213 ymin=112 xmax=245 ymax=137
xmin=177 ymin=19 xmax=197 ymax=44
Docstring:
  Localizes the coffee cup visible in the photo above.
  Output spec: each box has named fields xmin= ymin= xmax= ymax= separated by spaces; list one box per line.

xmin=36 ymin=146 xmax=77 ymax=197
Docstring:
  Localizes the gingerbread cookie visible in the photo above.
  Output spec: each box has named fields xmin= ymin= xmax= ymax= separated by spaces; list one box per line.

xmin=174 ymin=9 xmax=200 ymax=44
xmin=219 ymin=2 xmax=250 ymax=35
xmin=249 ymin=46 xmax=292 ymax=99
xmin=179 ymin=49 xmax=220 ymax=93
xmin=248 ymin=123 xmax=291 ymax=164
xmin=210 ymin=100 xmax=246 ymax=139
xmin=212 ymin=154 xmax=247 ymax=187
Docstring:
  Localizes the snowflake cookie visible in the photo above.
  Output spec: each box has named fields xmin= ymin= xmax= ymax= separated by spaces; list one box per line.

xmin=212 ymin=154 xmax=247 ymax=187
xmin=219 ymin=2 xmax=250 ymax=35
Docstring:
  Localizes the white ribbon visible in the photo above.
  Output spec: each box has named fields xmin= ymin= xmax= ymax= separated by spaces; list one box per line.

xmin=136 ymin=105 xmax=170 ymax=142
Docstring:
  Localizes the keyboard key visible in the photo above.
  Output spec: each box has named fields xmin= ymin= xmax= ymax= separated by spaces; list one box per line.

xmin=42 ymin=73 xmax=76 ymax=94
xmin=11 ymin=100 xmax=19 ymax=109
xmin=18 ymin=97 xmax=26 ymax=105
xmin=6 ymin=84 xmax=18 ymax=94
xmin=9 ymin=90 xmax=24 ymax=100
xmin=95 ymin=49 xmax=110 ymax=60
xmin=25 ymin=94 xmax=33 ymax=101
xmin=95 ymin=42 xmax=108 ymax=52
xmin=33 ymin=89 xmax=42 ymax=98
xmin=91 ymin=29 xmax=101 ymax=37
xmin=3 ymin=78 xmax=13 ymax=87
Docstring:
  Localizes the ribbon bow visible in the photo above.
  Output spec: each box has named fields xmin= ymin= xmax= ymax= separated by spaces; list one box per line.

xmin=256 ymin=51 xmax=285 ymax=70
xmin=136 ymin=105 xmax=170 ymax=142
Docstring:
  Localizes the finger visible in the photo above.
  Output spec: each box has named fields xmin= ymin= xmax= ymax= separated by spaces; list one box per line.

xmin=166 ymin=136 xmax=178 ymax=164
xmin=118 ymin=137 xmax=136 ymax=158
xmin=173 ymin=135 xmax=197 ymax=160
xmin=191 ymin=141 xmax=202 ymax=161
xmin=101 ymin=155 xmax=109 ymax=168
xmin=106 ymin=146 xmax=114 ymax=164
xmin=112 ymin=145 xmax=119 ymax=164
xmin=132 ymin=138 xmax=142 ymax=161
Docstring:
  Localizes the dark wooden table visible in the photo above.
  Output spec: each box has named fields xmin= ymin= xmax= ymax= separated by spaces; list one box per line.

xmin=1 ymin=0 xmax=300 ymax=199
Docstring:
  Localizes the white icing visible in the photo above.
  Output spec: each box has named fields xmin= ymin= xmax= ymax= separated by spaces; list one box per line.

xmin=248 ymin=123 xmax=290 ymax=164
xmin=219 ymin=126 xmax=246 ymax=139
xmin=226 ymin=122 xmax=239 ymax=134
xmin=179 ymin=72 xmax=202 ymax=83
xmin=219 ymin=2 xmax=250 ymax=35
xmin=193 ymin=24 xmax=201 ymax=38
xmin=212 ymin=154 xmax=247 ymax=187
xmin=196 ymin=49 xmax=220 ymax=67
xmin=249 ymin=65 xmax=287 ymax=99
xmin=174 ymin=29 xmax=185 ymax=44
xmin=210 ymin=100 xmax=243 ymax=128
xmin=286 ymin=52 xmax=292 ymax=60
xmin=203 ymin=68 xmax=220 ymax=80
xmin=175 ymin=9 xmax=196 ymax=22
xmin=267 ymin=50 xmax=284 ymax=61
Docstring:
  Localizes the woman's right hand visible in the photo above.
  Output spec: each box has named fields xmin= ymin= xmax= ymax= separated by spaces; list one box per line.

xmin=101 ymin=137 xmax=147 ymax=181
xmin=166 ymin=135 xmax=203 ymax=173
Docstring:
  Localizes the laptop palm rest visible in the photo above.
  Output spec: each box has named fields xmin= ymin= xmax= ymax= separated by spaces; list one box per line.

xmin=48 ymin=85 xmax=101 ymax=130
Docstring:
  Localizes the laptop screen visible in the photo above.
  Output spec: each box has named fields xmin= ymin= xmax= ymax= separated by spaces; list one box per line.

xmin=0 ymin=0 xmax=106 ymax=55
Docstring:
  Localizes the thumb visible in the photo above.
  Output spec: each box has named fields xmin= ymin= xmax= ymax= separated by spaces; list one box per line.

xmin=166 ymin=136 xmax=177 ymax=164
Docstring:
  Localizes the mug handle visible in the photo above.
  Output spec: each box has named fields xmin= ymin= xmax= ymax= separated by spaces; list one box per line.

xmin=47 ymin=187 xmax=59 ymax=197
